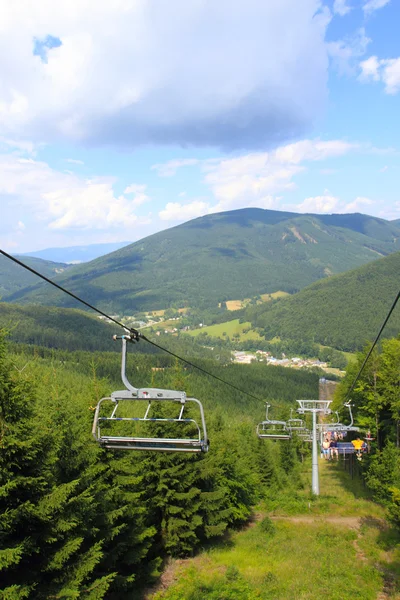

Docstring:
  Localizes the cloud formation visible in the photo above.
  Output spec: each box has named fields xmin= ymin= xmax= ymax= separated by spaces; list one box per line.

xmin=363 ymin=0 xmax=391 ymax=14
xmin=0 ymin=0 xmax=329 ymax=150
xmin=0 ymin=153 xmax=150 ymax=231
xmin=328 ymin=29 xmax=370 ymax=74
xmin=333 ymin=0 xmax=352 ymax=16
xmin=157 ymin=139 xmax=358 ymax=219
xmin=296 ymin=194 xmax=373 ymax=214
xmin=359 ymin=56 xmax=400 ymax=94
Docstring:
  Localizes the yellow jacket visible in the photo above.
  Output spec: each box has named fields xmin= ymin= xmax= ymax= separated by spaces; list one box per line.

xmin=352 ymin=439 xmax=364 ymax=450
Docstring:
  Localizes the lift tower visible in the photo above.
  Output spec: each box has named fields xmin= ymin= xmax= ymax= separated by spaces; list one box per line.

xmin=297 ymin=400 xmax=331 ymax=496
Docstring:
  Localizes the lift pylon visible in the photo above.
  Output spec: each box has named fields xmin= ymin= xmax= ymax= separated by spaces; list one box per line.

xmin=296 ymin=399 xmax=331 ymax=495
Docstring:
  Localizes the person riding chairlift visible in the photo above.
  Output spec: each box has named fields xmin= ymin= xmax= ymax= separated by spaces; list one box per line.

xmin=351 ymin=436 xmax=365 ymax=461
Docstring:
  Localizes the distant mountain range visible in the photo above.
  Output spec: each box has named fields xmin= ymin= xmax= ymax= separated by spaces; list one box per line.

xmin=244 ymin=250 xmax=400 ymax=352
xmin=3 ymin=208 xmax=400 ymax=313
xmin=20 ymin=241 xmax=132 ymax=263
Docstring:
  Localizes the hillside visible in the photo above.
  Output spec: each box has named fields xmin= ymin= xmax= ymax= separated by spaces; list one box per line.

xmin=0 ymin=302 xmax=238 ymax=363
xmin=0 ymin=303 xmax=119 ymax=352
xmin=0 ymin=254 xmax=71 ymax=298
xmin=3 ymin=208 xmax=400 ymax=313
xmin=244 ymin=250 xmax=400 ymax=352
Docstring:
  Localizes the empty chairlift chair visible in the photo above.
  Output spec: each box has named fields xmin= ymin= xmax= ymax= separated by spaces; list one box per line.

xmin=256 ymin=403 xmax=291 ymax=440
xmin=287 ymin=408 xmax=306 ymax=434
xmin=92 ymin=335 xmax=209 ymax=452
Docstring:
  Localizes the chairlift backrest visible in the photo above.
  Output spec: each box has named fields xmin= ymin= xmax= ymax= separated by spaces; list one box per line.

xmin=287 ymin=409 xmax=306 ymax=431
xmin=256 ymin=403 xmax=291 ymax=440
xmin=92 ymin=335 xmax=209 ymax=452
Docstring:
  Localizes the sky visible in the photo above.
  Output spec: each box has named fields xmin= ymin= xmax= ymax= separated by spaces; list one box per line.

xmin=0 ymin=0 xmax=399 ymax=252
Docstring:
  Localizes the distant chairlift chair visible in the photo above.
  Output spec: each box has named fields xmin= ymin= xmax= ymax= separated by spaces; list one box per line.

xmin=92 ymin=335 xmax=209 ymax=452
xmin=256 ymin=403 xmax=291 ymax=440
xmin=287 ymin=408 xmax=306 ymax=433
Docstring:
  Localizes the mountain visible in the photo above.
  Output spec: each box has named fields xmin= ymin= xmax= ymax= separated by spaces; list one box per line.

xmin=0 ymin=255 xmax=71 ymax=298
xmin=20 ymin=241 xmax=131 ymax=263
xmin=3 ymin=208 xmax=400 ymax=313
xmin=244 ymin=250 xmax=400 ymax=352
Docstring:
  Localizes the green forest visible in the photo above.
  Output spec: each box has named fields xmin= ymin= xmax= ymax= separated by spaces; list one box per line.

xmin=244 ymin=250 xmax=400 ymax=352
xmin=1 ymin=324 xmax=400 ymax=598
xmin=0 ymin=330 xmax=317 ymax=598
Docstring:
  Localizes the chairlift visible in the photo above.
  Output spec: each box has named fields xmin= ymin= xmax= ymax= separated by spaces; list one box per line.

xmin=92 ymin=335 xmax=209 ymax=452
xmin=256 ymin=403 xmax=291 ymax=440
xmin=297 ymin=429 xmax=313 ymax=442
xmin=287 ymin=408 xmax=306 ymax=432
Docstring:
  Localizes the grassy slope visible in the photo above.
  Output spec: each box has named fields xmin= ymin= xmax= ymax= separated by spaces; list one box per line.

xmin=226 ymin=291 xmax=290 ymax=311
xmin=149 ymin=460 xmax=400 ymax=600
xmin=5 ymin=208 xmax=400 ymax=313
xmin=245 ymin=250 xmax=400 ymax=352
xmin=0 ymin=255 xmax=71 ymax=297
xmin=187 ymin=319 xmax=262 ymax=341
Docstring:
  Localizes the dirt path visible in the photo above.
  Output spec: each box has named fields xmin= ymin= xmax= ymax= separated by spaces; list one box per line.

xmin=269 ymin=515 xmax=362 ymax=529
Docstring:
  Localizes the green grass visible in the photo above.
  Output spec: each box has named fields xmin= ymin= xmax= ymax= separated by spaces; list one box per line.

xmin=318 ymin=344 xmax=356 ymax=363
xmin=187 ymin=319 xmax=262 ymax=341
xmin=148 ymin=460 xmax=400 ymax=600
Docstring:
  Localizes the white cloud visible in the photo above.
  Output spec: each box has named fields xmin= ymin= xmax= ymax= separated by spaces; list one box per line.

xmin=297 ymin=194 xmax=340 ymax=213
xmin=295 ymin=194 xmax=374 ymax=214
xmin=333 ymin=0 xmax=351 ymax=16
xmin=0 ymin=137 xmax=36 ymax=154
xmin=343 ymin=196 xmax=373 ymax=212
xmin=359 ymin=56 xmax=400 ymax=94
xmin=201 ymin=139 xmax=356 ymax=212
xmin=0 ymin=0 xmax=329 ymax=150
xmin=159 ymin=200 xmax=212 ymax=221
xmin=124 ymin=184 xmax=150 ymax=208
xmin=363 ymin=0 xmax=391 ymax=14
xmin=328 ymin=28 xmax=370 ymax=74
xmin=380 ymin=165 xmax=388 ymax=172
xmin=157 ymin=138 xmax=360 ymax=219
xmin=359 ymin=56 xmax=380 ymax=81
xmin=152 ymin=159 xmax=200 ymax=177
xmin=381 ymin=59 xmax=400 ymax=94
xmin=0 ymin=153 xmax=151 ymax=231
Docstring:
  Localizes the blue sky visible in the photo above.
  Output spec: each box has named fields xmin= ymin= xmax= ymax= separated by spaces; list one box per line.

xmin=0 ymin=0 xmax=399 ymax=252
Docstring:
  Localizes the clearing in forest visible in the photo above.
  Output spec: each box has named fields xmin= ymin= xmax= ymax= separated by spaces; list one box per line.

xmin=187 ymin=319 xmax=262 ymax=341
xmin=225 ymin=291 xmax=290 ymax=311
xmin=145 ymin=460 xmax=400 ymax=600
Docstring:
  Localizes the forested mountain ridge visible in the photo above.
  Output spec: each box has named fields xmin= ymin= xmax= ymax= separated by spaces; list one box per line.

xmin=244 ymin=250 xmax=400 ymax=352
xmin=0 ymin=303 xmax=118 ymax=352
xmin=0 ymin=302 xmax=233 ymax=362
xmin=0 ymin=254 xmax=71 ymax=297
xmin=3 ymin=208 xmax=400 ymax=313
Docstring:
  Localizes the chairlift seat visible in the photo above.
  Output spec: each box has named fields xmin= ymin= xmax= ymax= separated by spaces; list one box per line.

xmin=92 ymin=335 xmax=209 ymax=453
xmin=256 ymin=422 xmax=291 ymax=440
xmin=287 ymin=418 xmax=305 ymax=431
xmin=93 ymin=395 xmax=208 ymax=452
xmin=99 ymin=436 xmax=207 ymax=452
